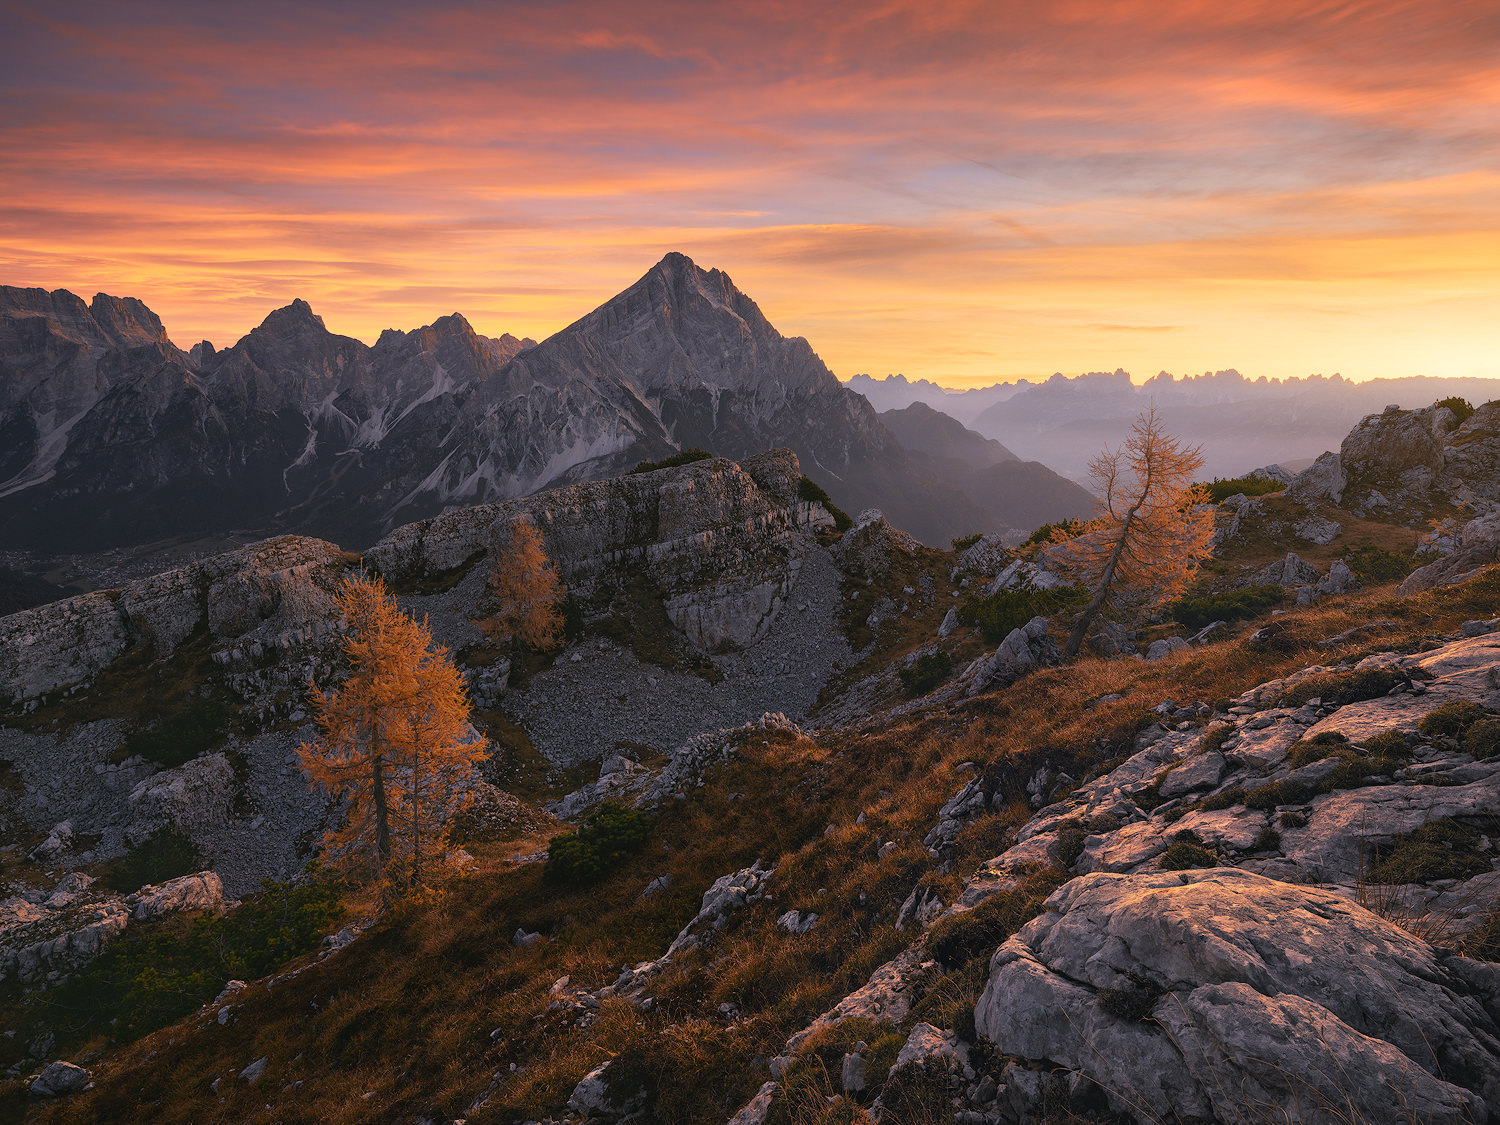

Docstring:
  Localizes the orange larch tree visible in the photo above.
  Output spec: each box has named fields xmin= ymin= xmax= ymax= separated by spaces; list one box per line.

xmin=476 ymin=520 xmax=566 ymax=650
xmin=300 ymin=572 xmax=488 ymax=885
xmin=1050 ymin=409 xmax=1216 ymax=659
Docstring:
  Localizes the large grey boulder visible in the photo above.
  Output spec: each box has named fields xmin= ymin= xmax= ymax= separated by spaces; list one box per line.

xmin=975 ymin=869 xmax=1500 ymax=1123
xmin=30 ymin=1060 xmax=90 ymax=1097
xmin=126 ymin=752 xmax=237 ymax=845
xmin=967 ymin=616 xmax=1059 ymax=695
xmin=1144 ymin=635 xmax=1189 ymax=661
xmin=1294 ymin=514 xmax=1341 ymax=545
xmin=1400 ymin=509 xmax=1500 ymax=594
xmin=1253 ymin=551 xmax=1321 ymax=587
xmin=1286 ymin=450 xmax=1345 ymax=506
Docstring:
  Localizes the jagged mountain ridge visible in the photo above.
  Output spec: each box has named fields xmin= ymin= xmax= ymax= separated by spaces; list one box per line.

xmin=0 ymin=255 xmax=1010 ymax=552
xmin=853 ymin=369 xmax=1500 ymax=481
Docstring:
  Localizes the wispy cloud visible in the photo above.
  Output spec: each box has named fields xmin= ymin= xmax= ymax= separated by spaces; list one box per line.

xmin=1 ymin=0 xmax=1498 ymax=382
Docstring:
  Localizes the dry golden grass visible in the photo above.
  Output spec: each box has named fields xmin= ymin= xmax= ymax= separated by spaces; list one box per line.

xmin=21 ymin=563 xmax=1500 ymax=1125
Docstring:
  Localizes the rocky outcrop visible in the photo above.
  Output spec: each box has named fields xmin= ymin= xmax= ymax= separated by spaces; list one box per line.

xmin=0 ymin=535 xmax=346 ymax=707
xmin=1400 ymin=509 xmax=1500 ymax=594
xmin=965 ymin=616 xmax=1060 ymax=695
xmin=1252 ymin=550 xmax=1321 ymax=587
xmin=126 ymin=753 xmax=237 ymax=845
xmin=744 ymin=627 xmax=1500 ymax=1125
xmin=1289 ymin=400 xmax=1500 ymax=519
xmin=369 ymin=449 xmax=830 ymax=654
xmin=829 ymin=509 xmax=919 ymax=578
xmin=1 ymin=871 xmax=225 ymax=987
xmin=976 ymin=869 xmax=1500 ymax=1123
xmin=600 ymin=861 xmax=776 ymax=1001
xmin=1286 ymin=449 xmax=1346 ymax=506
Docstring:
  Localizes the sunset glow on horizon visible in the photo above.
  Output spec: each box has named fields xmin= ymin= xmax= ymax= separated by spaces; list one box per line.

xmin=3 ymin=0 xmax=1499 ymax=386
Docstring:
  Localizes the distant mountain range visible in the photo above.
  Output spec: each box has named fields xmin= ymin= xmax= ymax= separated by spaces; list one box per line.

xmin=849 ymin=370 xmax=1500 ymax=481
xmin=0 ymin=255 xmax=1090 ymax=552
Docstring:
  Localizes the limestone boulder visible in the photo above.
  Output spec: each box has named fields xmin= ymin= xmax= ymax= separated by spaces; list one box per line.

xmin=1294 ymin=514 xmax=1341 ymax=545
xmin=30 ymin=1060 xmax=90 ymax=1097
xmin=975 ymin=869 xmax=1500 ymax=1123
xmin=126 ymin=752 xmax=237 ymax=845
xmin=1286 ymin=451 xmax=1345 ymax=506
xmin=1253 ymin=551 xmax=1321 ymax=588
xmin=1400 ymin=510 xmax=1500 ymax=594
xmin=967 ymin=616 xmax=1059 ymax=695
xmin=832 ymin=509 xmax=919 ymax=578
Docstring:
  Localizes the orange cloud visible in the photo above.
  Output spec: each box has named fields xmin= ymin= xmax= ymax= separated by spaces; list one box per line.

xmin=1 ymin=0 xmax=1498 ymax=384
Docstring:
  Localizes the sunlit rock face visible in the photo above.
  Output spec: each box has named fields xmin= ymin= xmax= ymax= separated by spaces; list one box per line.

xmin=976 ymin=869 xmax=1500 ymax=1125
xmin=0 ymin=253 xmax=983 ymax=551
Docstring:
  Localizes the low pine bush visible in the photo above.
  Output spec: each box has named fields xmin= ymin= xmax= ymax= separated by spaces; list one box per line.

xmin=631 ymin=448 xmax=713 ymax=474
xmin=959 ymin=584 xmax=1083 ymax=643
xmin=1172 ymin=584 xmax=1285 ymax=629
xmin=1197 ymin=475 xmax=1284 ymax=503
xmin=543 ymin=801 xmax=655 ymax=886
xmin=797 ymin=476 xmax=853 ymax=531
xmin=899 ymin=651 xmax=953 ymax=695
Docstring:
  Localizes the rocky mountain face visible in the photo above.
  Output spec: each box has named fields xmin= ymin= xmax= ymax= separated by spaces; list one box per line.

xmin=0 ymin=255 xmax=1013 ymax=554
xmin=854 ymin=369 xmax=1500 ymax=481
xmin=0 ymin=451 xmax=843 ymax=905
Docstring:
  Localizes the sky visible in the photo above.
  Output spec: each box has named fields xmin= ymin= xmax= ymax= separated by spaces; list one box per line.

xmin=2 ymin=0 xmax=1498 ymax=387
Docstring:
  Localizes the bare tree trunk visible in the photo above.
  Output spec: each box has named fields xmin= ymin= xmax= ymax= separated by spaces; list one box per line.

xmin=1064 ymin=502 xmax=1142 ymax=659
xmin=372 ymin=748 xmax=391 ymax=867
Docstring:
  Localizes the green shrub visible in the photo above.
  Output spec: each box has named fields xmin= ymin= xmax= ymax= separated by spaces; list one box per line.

xmin=1436 ymin=396 xmax=1475 ymax=425
xmin=1024 ymin=519 xmax=1086 ymax=547
xmin=631 ymin=448 xmax=713 ymax=474
xmin=1171 ymin=585 xmax=1285 ymax=629
xmin=1341 ymin=544 xmax=1420 ymax=584
xmin=924 ymin=868 xmax=1068 ymax=968
xmin=1367 ymin=818 xmax=1493 ymax=884
xmin=1097 ymin=975 xmax=1164 ymax=1022
xmin=797 ymin=476 xmax=853 ymax=531
xmin=543 ymin=801 xmax=655 ymax=887
xmin=951 ymin=533 xmax=984 ymax=551
xmin=1463 ymin=719 xmax=1500 ymax=759
xmin=1280 ymin=666 xmax=1428 ymax=709
xmin=1252 ymin=826 xmax=1282 ymax=852
xmin=1421 ymin=701 xmax=1487 ymax=740
xmin=101 ymin=826 xmax=200 ymax=894
xmin=958 ymin=584 xmax=1084 ymax=644
xmin=1197 ymin=476 xmax=1284 ymax=503
xmin=1160 ymin=830 xmax=1217 ymax=870
xmin=899 ymin=651 xmax=953 ymax=695
xmin=53 ymin=875 xmax=344 ymax=1042
xmin=121 ymin=696 xmax=233 ymax=767
xmin=1280 ymin=810 xmax=1309 ymax=829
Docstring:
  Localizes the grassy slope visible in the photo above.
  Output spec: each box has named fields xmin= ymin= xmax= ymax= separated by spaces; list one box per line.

xmin=16 ymin=547 xmax=1500 ymax=1124
xmin=11 ymin=485 xmax=1499 ymax=1124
